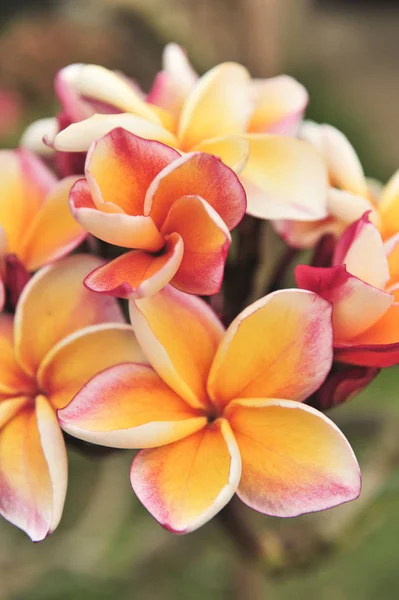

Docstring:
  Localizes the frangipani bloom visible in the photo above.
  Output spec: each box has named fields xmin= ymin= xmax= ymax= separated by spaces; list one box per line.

xmin=276 ymin=121 xmax=399 ymax=248
xmin=296 ymin=213 xmax=399 ymax=367
xmin=0 ymin=254 xmax=144 ymax=541
xmin=0 ymin=149 xmax=87 ymax=308
xmin=24 ymin=44 xmax=329 ymax=222
xmin=59 ymin=285 xmax=361 ymax=533
xmin=69 ymin=128 xmax=246 ymax=297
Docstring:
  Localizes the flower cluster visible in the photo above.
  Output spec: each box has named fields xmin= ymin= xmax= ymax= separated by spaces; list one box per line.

xmin=2 ymin=43 xmax=398 ymax=542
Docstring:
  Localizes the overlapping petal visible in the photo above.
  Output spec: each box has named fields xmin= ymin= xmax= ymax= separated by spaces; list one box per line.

xmin=144 ymin=152 xmax=246 ymax=230
xmin=377 ymin=169 xmax=399 ymax=239
xmin=161 ymin=195 xmax=231 ymax=295
xmin=192 ymin=135 xmax=249 ymax=173
xmin=130 ymin=418 xmax=241 ymax=533
xmin=14 ymin=254 xmax=124 ymax=376
xmin=226 ymin=398 xmax=361 ymax=517
xmin=0 ymin=314 xmax=36 ymax=396
xmin=241 ymin=135 xmax=329 ymax=220
xmin=59 ymin=363 xmax=207 ymax=448
xmin=38 ymin=323 xmax=145 ymax=409
xmin=84 ymin=234 xmax=184 ymax=299
xmin=0 ymin=395 xmax=67 ymax=541
xmin=129 ymin=286 xmax=224 ymax=410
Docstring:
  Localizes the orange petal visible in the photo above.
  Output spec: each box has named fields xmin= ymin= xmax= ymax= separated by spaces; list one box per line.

xmin=241 ymin=134 xmax=329 ymax=221
xmin=130 ymin=418 xmax=241 ymax=533
xmin=385 ymin=233 xmax=399 ymax=285
xmin=59 ymin=362 xmax=207 ymax=448
xmin=0 ymin=395 xmax=67 ymax=541
xmin=38 ymin=323 xmax=145 ymax=410
xmin=84 ymin=234 xmax=184 ymax=299
xmin=85 ymin=128 xmax=180 ymax=216
xmin=18 ymin=175 xmax=87 ymax=272
xmin=226 ymin=398 xmax=360 ymax=517
xmin=0 ymin=397 xmax=30 ymax=429
xmin=377 ymin=170 xmax=399 ymax=239
xmin=208 ymin=290 xmax=333 ymax=410
xmin=178 ymin=62 xmax=252 ymax=150
xmin=129 ymin=285 xmax=224 ymax=410
xmin=53 ymin=113 xmax=178 ymax=153
xmin=145 ymin=152 xmax=246 ymax=230
xmin=0 ymin=149 xmax=56 ymax=255
xmin=69 ymin=178 xmax=164 ymax=251
xmin=191 ymin=135 xmax=250 ymax=173
xmin=14 ymin=254 xmax=124 ymax=376
xmin=161 ymin=195 xmax=230 ymax=295
xmin=248 ymin=75 xmax=308 ymax=134
xmin=0 ymin=314 xmax=36 ymax=396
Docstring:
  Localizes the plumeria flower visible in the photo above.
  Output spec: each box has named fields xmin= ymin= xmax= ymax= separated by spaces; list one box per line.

xmin=0 ymin=254 xmax=144 ymax=541
xmin=0 ymin=149 xmax=87 ymax=307
xmin=59 ymin=285 xmax=361 ymax=534
xmin=69 ymin=128 xmax=246 ymax=297
xmin=275 ymin=121 xmax=399 ymax=248
xmin=296 ymin=213 xmax=399 ymax=367
xmin=22 ymin=44 xmax=329 ymax=222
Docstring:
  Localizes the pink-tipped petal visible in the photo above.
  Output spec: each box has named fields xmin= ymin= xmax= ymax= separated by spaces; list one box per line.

xmin=130 ymin=418 xmax=241 ymax=533
xmin=59 ymin=363 xmax=207 ymax=448
xmin=84 ymin=234 xmax=184 ymax=299
xmin=129 ymin=286 xmax=224 ymax=410
xmin=226 ymin=398 xmax=361 ymax=517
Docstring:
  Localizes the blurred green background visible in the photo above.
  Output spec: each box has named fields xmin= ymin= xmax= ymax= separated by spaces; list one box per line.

xmin=1 ymin=0 xmax=399 ymax=598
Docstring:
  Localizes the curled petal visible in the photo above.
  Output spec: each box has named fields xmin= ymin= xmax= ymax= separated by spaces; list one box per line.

xmin=145 ymin=152 xmax=246 ymax=230
xmin=333 ymin=214 xmax=390 ymax=290
xmin=208 ymin=290 xmax=333 ymax=410
xmin=18 ymin=176 xmax=87 ymax=271
xmin=130 ymin=286 xmax=224 ymax=410
xmin=226 ymin=398 xmax=361 ymax=517
xmin=249 ymin=75 xmax=308 ymax=135
xmin=377 ymin=170 xmax=399 ymax=239
xmin=69 ymin=179 xmax=164 ymax=251
xmin=178 ymin=62 xmax=252 ymax=150
xmin=14 ymin=254 xmax=124 ymax=376
xmin=84 ymin=234 xmax=184 ymax=299
xmin=53 ymin=113 xmax=178 ymax=153
xmin=20 ymin=118 xmax=58 ymax=156
xmin=59 ymin=363 xmax=207 ymax=448
xmin=130 ymin=418 xmax=241 ymax=533
xmin=162 ymin=195 xmax=231 ymax=295
xmin=85 ymin=128 xmax=179 ymax=216
xmin=327 ymin=188 xmax=375 ymax=225
xmin=38 ymin=323 xmax=145 ymax=410
xmin=241 ymin=135 xmax=329 ymax=221
xmin=192 ymin=135 xmax=250 ymax=173
xmin=296 ymin=264 xmax=393 ymax=342
xmin=0 ymin=395 xmax=67 ymax=541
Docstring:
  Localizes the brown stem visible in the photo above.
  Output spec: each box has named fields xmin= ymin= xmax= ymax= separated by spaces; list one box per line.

xmin=218 ymin=500 xmax=263 ymax=563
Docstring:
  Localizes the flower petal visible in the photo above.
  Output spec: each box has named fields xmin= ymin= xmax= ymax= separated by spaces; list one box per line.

xmin=0 ymin=395 xmax=67 ymax=541
xmin=0 ymin=314 xmax=36 ymax=396
xmin=130 ymin=418 xmax=241 ymax=533
xmin=208 ymin=290 xmax=333 ymax=410
xmin=241 ymin=135 xmax=329 ymax=220
xmin=333 ymin=214 xmax=390 ymax=290
xmin=14 ymin=254 xmax=124 ymax=376
xmin=18 ymin=176 xmax=87 ymax=271
xmin=296 ymin=265 xmax=393 ymax=342
xmin=335 ymin=303 xmax=399 ymax=367
xmin=191 ymin=135 xmax=249 ymax=173
xmin=129 ymin=286 xmax=224 ymax=410
xmin=53 ymin=113 xmax=178 ymax=153
xmin=59 ymin=363 xmax=207 ymax=448
xmin=144 ymin=152 xmax=246 ymax=230
xmin=0 ymin=150 xmax=56 ymax=254
xmin=38 ymin=323 xmax=145 ymax=410
xmin=69 ymin=178 xmax=164 ymax=251
xmin=0 ymin=275 xmax=4 ymax=312
xmin=161 ymin=195 xmax=231 ymax=295
xmin=85 ymin=128 xmax=180 ymax=216
xmin=377 ymin=169 xmax=399 ymax=239
xmin=178 ymin=62 xmax=252 ymax=150
xmin=84 ymin=234 xmax=184 ymax=299
xmin=248 ymin=75 xmax=308 ymax=135
xmin=20 ymin=117 xmax=58 ymax=156
xmin=226 ymin=398 xmax=361 ymax=517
